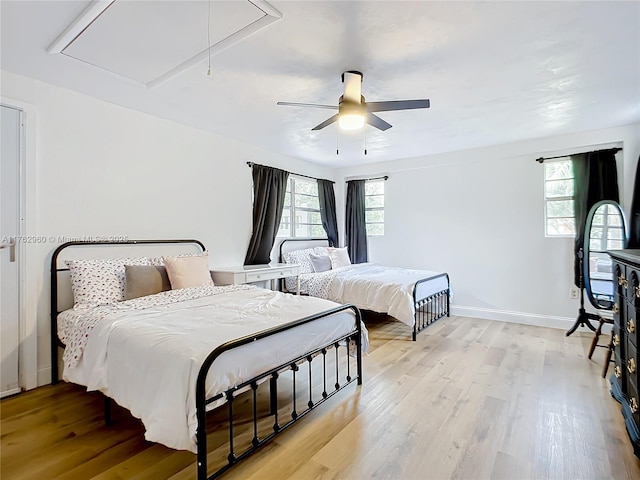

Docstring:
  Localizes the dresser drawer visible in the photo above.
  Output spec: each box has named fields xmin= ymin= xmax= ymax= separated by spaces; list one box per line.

xmin=613 ymin=323 xmax=626 ymax=393
xmin=616 ymin=262 xmax=627 ymax=300
xmin=627 ymin=340 xmax=638 ymax=390
xmin=627 ymin=378 xmax=640 ymax=428
xmin=628 ymin=267 xmax=640 ymax=308
xmin=614 ymin=295 xmax=623 ymax=329
xmin=627 ymin=304 xmax=638 ymax=348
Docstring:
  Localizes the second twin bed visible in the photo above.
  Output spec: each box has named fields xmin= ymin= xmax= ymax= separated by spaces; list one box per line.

xmin=280 ymin=239 xmax=451 ymax=341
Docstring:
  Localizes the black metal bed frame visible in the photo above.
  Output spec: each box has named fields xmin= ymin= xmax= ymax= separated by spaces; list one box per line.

xmin=279 ymin=238 xmax=451 ymax=341
xmin=50 ymin=239 xmax=363 ymax=480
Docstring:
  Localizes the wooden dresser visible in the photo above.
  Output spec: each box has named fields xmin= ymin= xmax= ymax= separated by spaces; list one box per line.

xmin=609 ymin=249 xmax=640 ymax=458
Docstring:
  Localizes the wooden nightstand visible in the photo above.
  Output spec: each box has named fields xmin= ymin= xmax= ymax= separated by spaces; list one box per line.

xmin=210 ymin=263 xmax=300 ymax=294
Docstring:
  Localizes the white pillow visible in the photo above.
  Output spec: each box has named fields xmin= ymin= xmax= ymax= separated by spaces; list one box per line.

xmin=163 ymin=253 xmax=214 ymax=290
xmin=66 ymin=257 xmax=152 ymax=307
xmin=327 ymin=247 xmax=351 ymax=269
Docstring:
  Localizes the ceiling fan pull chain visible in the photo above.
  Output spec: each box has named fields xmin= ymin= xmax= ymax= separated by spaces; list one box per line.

xmin=336 ymin=133 xmax=339 ymax=155
xmin=206 ymin=0 xmax=212 ymax=76
xmin=364 ymin=128 xmax=367 ymax=155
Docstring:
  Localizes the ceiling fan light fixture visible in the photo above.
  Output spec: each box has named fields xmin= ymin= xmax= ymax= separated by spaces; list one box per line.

xmin=338 ymin=113 xmax=365 ymax=131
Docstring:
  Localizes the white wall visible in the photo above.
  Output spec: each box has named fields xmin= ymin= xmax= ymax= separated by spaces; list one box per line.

xmin=335 ymin=123 xmax=640 ymax=328
xmin=0 ymin=70 xmax=334 ymax=386
xmin=3 ymin=66 xmax=638 ymax=386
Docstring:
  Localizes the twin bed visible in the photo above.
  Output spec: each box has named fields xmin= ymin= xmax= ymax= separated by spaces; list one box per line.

xmin=51 ymin=238 xmax=450 ymax=478
xmin=51 ymin=239 xmax=364 ymax=480
xmin=279 ymin=238 xmax=451 ymax=341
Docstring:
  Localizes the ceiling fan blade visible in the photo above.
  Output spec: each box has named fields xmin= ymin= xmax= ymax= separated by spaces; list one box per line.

xmin=366 ymin=113 xmax=392 ymax=131
xmin=366 ymin=99 xmax=430 ymax=112
xmin=277 ymin=102 xmax=338 ymax=110
xmin=311 ymin=114 xmax=340 ymax=131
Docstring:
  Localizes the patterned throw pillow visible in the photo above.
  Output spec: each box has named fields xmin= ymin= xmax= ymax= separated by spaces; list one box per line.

xmin=282 ymin=248 xmax=317 ymax=274
xmin=66 ymin=257 xmax=152 ymax=308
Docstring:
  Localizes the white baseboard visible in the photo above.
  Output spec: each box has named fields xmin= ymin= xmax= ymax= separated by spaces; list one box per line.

xmin=451 ymin=305 xmax=611 ymax=334
xmin=38 ymin=367 xmax=52 ymax=387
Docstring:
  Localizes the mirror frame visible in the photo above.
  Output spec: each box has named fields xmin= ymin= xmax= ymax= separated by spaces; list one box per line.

xmin=583 ymin=200 xmax=628 ymax=310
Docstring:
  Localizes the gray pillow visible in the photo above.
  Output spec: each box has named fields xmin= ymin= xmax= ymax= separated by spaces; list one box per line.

xmin=124 ymin=265 xmax=171 ymax=300
xmin=309 ymin=254 xmax=332 ymax=273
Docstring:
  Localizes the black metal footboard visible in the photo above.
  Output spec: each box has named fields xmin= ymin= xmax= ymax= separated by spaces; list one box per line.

xmin=413 ymin=273 xmax=450 ymax=341
xmin=195 ymin=304 xmax=363 ymax=480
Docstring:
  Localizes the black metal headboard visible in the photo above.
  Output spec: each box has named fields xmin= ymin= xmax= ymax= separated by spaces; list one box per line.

xmin=50 ymin=239 xmax=205 ymax=384
xmin=278 ymin=238 xmax=329 ymax=262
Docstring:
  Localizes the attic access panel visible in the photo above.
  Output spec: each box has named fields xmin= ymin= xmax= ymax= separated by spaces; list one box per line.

xmin=61 ymin=0 xmax=265 ymax=85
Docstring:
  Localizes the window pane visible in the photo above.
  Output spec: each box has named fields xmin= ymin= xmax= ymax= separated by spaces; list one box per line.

xmin=365 ymin=195 xmax=384 ymax=208
xmin=608 ymin=228 xmax=624 ymax=240
xmin=293 ymin=179 xmax=318 ymax=196
xmin=295 ymin=210 xmax=322 ymax=225
xmin=545 ymin=159 xmax=573 ymax=181
xmin=547 ymin=218 xmax=576 ymax=236
xmin=277 ymin=207 xmax=291 ymax=237
xmin=311 ymin=225 xmax=326 ymax=237
xmin=295 ymin=194 xmax=320 ymax=209
xmin=365 ymin=210 xmax=384 ymax=223
xmin=593 ymin=214 xmax=604 ymax=226
xmin=366 ymin=223 xmax=384 ymax=236
xmin=609 ymin=240 xmax=624 ymax=249
xmin=590 ymin=227 xmax=604 ymax=240
xmin=365 ymin=181 xmax=384 ymax=195
xmin=545 ymin=179 xmax=574 ymax=198
xmin=608 ymin=214 xmax=622 ymax=227
xmin=547 ymin=200 xmax=574 ymax=218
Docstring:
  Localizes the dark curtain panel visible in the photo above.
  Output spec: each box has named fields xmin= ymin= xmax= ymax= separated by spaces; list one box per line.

xmin=627 ymin=155 xmax=640 ymax=248
xmin=318 ymin=179 xmax=339 ymax=247
xmin=345 ymin=180 xmax=368 ymax=263
xmin=244 ymin=165 xmax=289 ymax=265
xmin=572 ymin=150 xmax=619 ymax=286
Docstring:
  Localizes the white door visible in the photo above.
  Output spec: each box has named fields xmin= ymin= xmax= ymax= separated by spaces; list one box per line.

xmin=1 ymin=105 xmax=22 ymax=398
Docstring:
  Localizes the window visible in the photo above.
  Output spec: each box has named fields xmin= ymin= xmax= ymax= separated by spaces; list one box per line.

xmin=545 ymin=158 xmax=575 ymax=237
xmin=365 ymin=180 xmax=385 ymax=236
xmin=277 ymin=176 xmax=325 ymax=238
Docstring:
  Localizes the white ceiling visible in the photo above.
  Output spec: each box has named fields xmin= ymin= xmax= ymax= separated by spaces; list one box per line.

xmin=1 ymin=1 xmax=639 ymax=168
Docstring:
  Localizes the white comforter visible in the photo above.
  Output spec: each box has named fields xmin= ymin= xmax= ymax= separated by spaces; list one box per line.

xmin=305 ymin=263 xmax=449 ymax=327
xmin=61 ymin=286 xmax=365 ymax=453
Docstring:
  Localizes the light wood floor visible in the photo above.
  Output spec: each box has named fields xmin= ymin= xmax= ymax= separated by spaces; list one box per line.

xmin=2 ymin=315 xmax=640 ymax=479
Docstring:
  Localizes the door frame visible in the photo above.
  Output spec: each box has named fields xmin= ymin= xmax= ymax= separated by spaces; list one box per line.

xmin=1 ymin=97 xmax=38 ymax=390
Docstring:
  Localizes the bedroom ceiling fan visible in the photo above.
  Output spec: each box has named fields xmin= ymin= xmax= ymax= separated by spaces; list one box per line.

xmin=277 ymin=71 xmax=430 ymax=132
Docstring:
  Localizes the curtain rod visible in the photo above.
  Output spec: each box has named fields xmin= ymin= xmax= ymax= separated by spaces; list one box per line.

xmin=246 ymin=162 xmax=335 ymax=184
xmin=535 ymin=147 xmax=622 ymax=163
xmin=346 ymin=176 xmax=389 ymax=182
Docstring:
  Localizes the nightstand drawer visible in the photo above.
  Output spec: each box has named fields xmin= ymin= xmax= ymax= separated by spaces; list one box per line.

xmin=245 ymin=271 xmax=268 ymax=282
xmin=210 ymin=264 xmax=300 ymax=294
xmin=246 ymin=267 xmax=298 ymax=282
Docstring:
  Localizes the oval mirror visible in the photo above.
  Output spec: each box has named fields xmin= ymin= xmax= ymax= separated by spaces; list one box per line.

xmin=584 ymin=200 xmax=627 ymax=309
